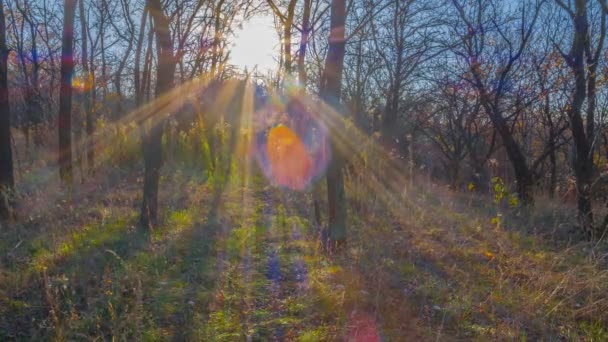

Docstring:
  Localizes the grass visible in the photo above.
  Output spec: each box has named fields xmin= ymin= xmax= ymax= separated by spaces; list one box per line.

xmin=2 ymin=127 xmax=608 ymax=341
xmin=344 ymin=171 xmax=608 ymax=340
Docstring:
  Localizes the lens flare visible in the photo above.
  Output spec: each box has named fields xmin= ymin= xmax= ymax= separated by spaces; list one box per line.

xmin=72 ymin=72 xmax=94 ymax=92
xmin=348 ymin=312 xmax=381 ymax=342
xmin=266 ymin=125 xmax=312 ymax=190
xmin=253 ymin=94 xmax=330 ymax=190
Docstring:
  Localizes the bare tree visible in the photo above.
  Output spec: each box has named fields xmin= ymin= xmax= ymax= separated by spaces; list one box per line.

xmin=140 ymin=0 xmax=176 ymax=229
xmin=268 ymin=0 xmax=298 ymax=76
xmin=297 ymin=0 xmax=312 ymax=84
xmin=448 ymin=0 xmax=544 ymax=204
xmin=0 ymin=0 xmax=14 ymax=220
xmin=321 ymin=0 xmax=347 ymax=248
xmin=372 ymin=0 xmax=441 ymax=149
xmin=79 ymin=0 xmax=94 ymax=172
xmin=554 ymin=0 xmax=608 ymax=237
xmin=58 ymin=0 xmax=77 ymax=184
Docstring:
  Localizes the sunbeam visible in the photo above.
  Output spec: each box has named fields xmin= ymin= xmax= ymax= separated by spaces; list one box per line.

xmin=4 ymin=0 xmax=608 ymax=339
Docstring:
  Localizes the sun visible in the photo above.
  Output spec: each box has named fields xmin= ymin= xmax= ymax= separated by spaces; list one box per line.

xmin=231 ymin=14 xmax=279 ymax=73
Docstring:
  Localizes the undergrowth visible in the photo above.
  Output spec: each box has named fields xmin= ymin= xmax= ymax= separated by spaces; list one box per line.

xmin=1 ymin=124 xmax=607 ymax=341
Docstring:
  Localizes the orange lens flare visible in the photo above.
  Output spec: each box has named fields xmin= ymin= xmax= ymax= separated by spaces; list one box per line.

xmin=72 ymin=73 xmax=94 ymax=92
xmin=266 ymin=125 xmax=312 ymax=190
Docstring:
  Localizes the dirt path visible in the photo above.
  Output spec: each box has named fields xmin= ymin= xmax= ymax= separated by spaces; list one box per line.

xmin=198 ymin=182 xmax=341 ymax=340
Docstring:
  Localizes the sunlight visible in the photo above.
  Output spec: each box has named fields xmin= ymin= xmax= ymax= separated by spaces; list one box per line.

xmin=230 ymin=14 xmax=279 ymax=73
xmin=6 ymin=0 xmax=608 ymax=340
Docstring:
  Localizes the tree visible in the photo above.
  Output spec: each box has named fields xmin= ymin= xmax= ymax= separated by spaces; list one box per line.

xmin=79 ymin=0 xmax=93 ymax=172
xmin=372 ymin=0 xmax=441 ymax=151
xmin=554 ymin=0 xmax=608 ymax=237
xmin=210 ymin=0 xmax=226 ymax=79
xmin=297 ymin=0 xmax=311 ymax=85
xmin=0 ymin=0 xmax=14 ymax=220
xmin=111 ymin=0 xmax=136 ymax=118
xmin=320 ymin=0 xmax=347 ymax=248
xmin=140 ymin=0 xmax=176 ymax=229
xmin=12 ymin=0 xmax=44 ymax=150
xmin=449 ymin=0 xmax=543 ymax=204
xmin=267 ymin=0 xmax=298 ymax=76
xmin=58 ymin=0 xmax=77 ymax=183
xmin=342 ymin=7 xmax=381 ymax=132
xmin=423 ymin=77 xmax=483 ymax=189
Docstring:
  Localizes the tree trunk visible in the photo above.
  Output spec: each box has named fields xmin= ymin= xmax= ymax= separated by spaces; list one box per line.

xmin=295 ymin=0 xmax=320 ymax=227
xmin=140 ymin=0 xmax=175 ymax=229
xmin=544 ymin=91 xmax=557 ymax=198
xmin=210 ymin=0 xmax=225 ymax=79
xmin=560 ymin=0 xmax=603 ymax=237
xmin=502 ymin=127 xmax=534 ymax=204
xmin=283 ymin=0 xmax=297 ymax=74
xmin=134 ymin=5 xmax=148 ymax=107
xmin=320 ymin=0 xmax=347 ymax=249
xmin=99 ymin=4 xmax=108 ymax=102
xmin=471 ymin=158 xmax=489 ymax=193
xmin=79 ymin=0 xmax=94 ymax=173
xmin=408 ymin=132 xmax=415 ymax=190
xmin=297 ymin=0 xmax=311 ymax=86
xmin=58 ymin=0 xmax=77 ymax=184
xmin=141 ymin=122 xmax=164 ymax=228
xmin=448 ymin=159 xmax=460 ymax=189
xmin=548 ymin=144 xmax=557 ymax=199
xmin=477 ymin=93 xmax=534 ymax=205
xmin=0 ymin=0 xmax=14 ymax=220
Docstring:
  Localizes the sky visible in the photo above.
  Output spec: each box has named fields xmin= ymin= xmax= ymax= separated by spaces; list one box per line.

xmin=230 ymin=14 xmax=279 ymax=73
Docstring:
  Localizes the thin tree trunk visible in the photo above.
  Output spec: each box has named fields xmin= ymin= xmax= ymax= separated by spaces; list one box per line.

xmin=549 ymin=144 xmax=557 ymax=198
xmin=546 ymin=93 xmax=557 ymax=198
xmin=477 ymin=93 xmax=534 ymax=205
xmin=408 ymin=132 xmax=415 ymax=190
xmin=143 ymin=25 xmax=154 ymax=102
xmin=113 ymin=0 xmax=135 ymax=119
xmin=79 ymin=0 xmax=93 ymax=173
xmin=134 ymin=5 xmax=148 ymax=107
xmin=561 ymin=0 xmax=602 ymax=237
xmin=140 ymin=0 xmax=175 ymax=229
xmin=99 ymin=2 xmax=108 ymax=101
xmin=0 ymin=0 xmax=14 ymax=220
xmin=283 ymin=0 xmax=297 ymax=74
xmin=320 ymin=0 xmax=347 ymax=249
xmin=297 ymin=0 xmax=311 ymax=85
xmin=210 ymin=0 xmax=225 ymax=79
xmin=295 ymin=0 xmax=320 ymax=226
xmin=58 ymin=0 xmax=77 ymax=184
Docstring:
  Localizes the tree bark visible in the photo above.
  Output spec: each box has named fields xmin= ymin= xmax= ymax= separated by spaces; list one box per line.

xmin=140 ymin=0 xmax=175 ymax=229
xmin=283 ymin=0 xmax=297 ymax=74
xmin=294 ymin=0 xmax=321 ymax=227
xmin=134 ymin=5 xmax=148 ymax=107
xmin=297 ymin=0 xmax=311 ymax=85
xmin=556 ymin=0 xmax=607 ymax=237
xmin=546 ymin=93 xmax=557 ymax=198
xmin=489 ymin=105 xmax=534 ymax=204
xmin=0 ymin=0 xmax=14 ymax=220
xmin=210 ymin=0 xmax=225 ymax=79
xmin=469 ymin=65 xmax=535 ymax=204
xmin=58 ymin=0 xmax=77 ymax=184
xmin=79 ymin=0 xmax=94 ymax=173
xmin=320 ymin=0 xmax=347 ymax=249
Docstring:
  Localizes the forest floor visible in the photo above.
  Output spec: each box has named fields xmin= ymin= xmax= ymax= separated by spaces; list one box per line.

xmin=2 ymin=150 xmax=608 ymax=341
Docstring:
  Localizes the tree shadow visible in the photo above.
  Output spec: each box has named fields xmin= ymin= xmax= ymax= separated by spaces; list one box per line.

xmin=0 ymin=167 xmax=232 ymax=340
